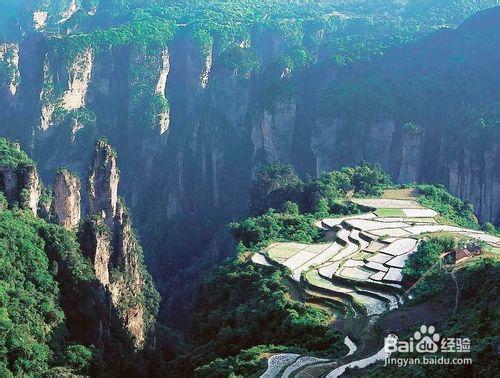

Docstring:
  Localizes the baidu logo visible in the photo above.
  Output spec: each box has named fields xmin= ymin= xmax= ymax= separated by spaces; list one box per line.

xmin=384 ymin=325 xmax=440 ymax=354
xmin=384 ymin=325 xmax=470 ymax=354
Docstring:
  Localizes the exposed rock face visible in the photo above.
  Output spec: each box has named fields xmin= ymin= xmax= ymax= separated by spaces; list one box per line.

xmin=0 ymin=12 xmax=498 ymax=327
xmin=252 ymin=99 xmax=297 ymax=164
xmin=33 ymin=11 xmax=48 ymax=31
xmin=22 ymin=165 xmax=41 ymax=215
xmin=38 ymin=46 xmax=93 ymax=130
xmin=397 ymin=127 xmax=424 ymax=183
xmin=82 ymin=140 xmax=157 ymax=349
xmin=59 ymin=0 xmax=80 ymax=24
xmin=155 ymin=48 xmax=171 ymax=134
xmin=308 ymin=116 xmax=500 ymax=223
xmin=62 ymin=48 xmax=93 ymax=111
xmin=0 ymin=44 xmax=20 ymax=100
xmin=88 ymin=140 xmax=119 ymax=225
xmin=200 ymin=48 xmax=212 ymax=90
xmin=39 ymin=59 xmax=56 ymax=131
xmin=109 ymin=201 xmax=148 ymax=348
xmin=79 ymin=217 xmax=111 ymax=286
xmin=447 ymin=140 xmax=500 ymax=224
xmin=54 ymin=169 xmax=81 ymax=228
xmin=0 ymin=163 xmax=41 ymax=216
xmin=129 ymin=46 xmax=171 ymax=135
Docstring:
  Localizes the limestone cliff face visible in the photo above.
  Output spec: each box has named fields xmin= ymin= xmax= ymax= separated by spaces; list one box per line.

xmin=39 ymin=47 xmax=93 ymax=130
xmin=88 ymin=140 xmax=119 ymax=225
xmin=61 ymin=48 xmax=93 ymax=111
xmin=252 ymin=98 xmax=297 ymax=165
xmin=82 ymin=140 xmax=157 ymax=349
xmin=109 ymin=201 xmax=149 ymax=348
xmin=396 ymin=126 xmax=425 ymax=183
xmin=0 ymin=161 xmax=41 ymax=216
xmin=0 ymin=43 xmax=20 ymax=104
xmin=53 ymin=169 xmax=81 ymax=229
xmin=309 ymin=116 xmax=500 ymax=223
xmin=79 ymin=217 xmax=111 ymax=286
xmin=2 ymin=36 xmax=498 ymax=226
xmin=22 ymin=165 xmax=42 ymax=215
xmin=155 ymin=48 xmax=171 ymax=135
xmin=446 ymin=138 xmax=500 ymax=224
xmin=0 ymin=22 xmax=498 ymax=328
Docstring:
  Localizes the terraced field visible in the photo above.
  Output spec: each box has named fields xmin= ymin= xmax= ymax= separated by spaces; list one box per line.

xmin=251 ymin=196 xmax=500 ymax=377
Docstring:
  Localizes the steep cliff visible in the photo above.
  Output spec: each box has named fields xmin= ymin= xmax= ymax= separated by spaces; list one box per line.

xmin=82 ymin=140 xmax=159 ymax=349
xmin=0 ymin=138 xmax=41 ymax=215
xmin=54 ymin=168 xmax=81 ymax=228
xmin=0 ymin=43 xmax=20 ymax=109
xmin=0 ymin=2 xmax=498 ymax=327
xmin=0 ymin=137 xmax=159 ymax=375
xmin=88 ymin=139 xmax=119 ymax=225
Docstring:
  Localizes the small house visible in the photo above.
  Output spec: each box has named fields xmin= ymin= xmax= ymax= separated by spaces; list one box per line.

xmin=454 ymin=248 xmax=473 ymax=262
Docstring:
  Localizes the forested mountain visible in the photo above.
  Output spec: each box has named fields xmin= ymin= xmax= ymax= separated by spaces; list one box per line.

xmin=0 ymin=138 xmax=160 ymax=376
xmin=0 ymin=1 xmax=499 ymax=376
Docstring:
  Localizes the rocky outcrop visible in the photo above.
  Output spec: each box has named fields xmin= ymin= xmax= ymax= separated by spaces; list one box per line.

xmin=38 ymin=46 xmax=93 ymax=130
xmin=79 ymin=217 xmax=112 ymax=286
xmin=53 ymin=169 xmax=81 ymax=228
xmin=309 ymin=116 xmax=500 ymax=223
xmin=109 ymin=201 xmax=148 ymax=348
xmin=397 ymin=126 xmax=424 ymax=183
xmin=155 ymin=48 xmax=171 ymax=134
xmin=33 ymin=11 xmax=48 ymax=31
xmin=0 ymin=157 xmax=41 ymax=216
xmin=21 ymin=165 xmax=42 ymax=215
xmin=39 ymin=59 xmax=56 ymax=131
xmin=0 ymin=43 xmax=20 ymax=101
xmin=82 ymin=140 xmax=158 ymax=349
xmin=88 ymin=140 xmax=119 ymax=225
xmin=59 ymin=0 xmax=80 ymax=24
xmin=252 ymin=98 xmax=297 ymax=164
xmin=62 ymin=48 xmax=93 ymax=111
xmin=447 ymin=140 xmax=500 ymax=224
xmin=0 ymin=9 xmax=498 ymax=331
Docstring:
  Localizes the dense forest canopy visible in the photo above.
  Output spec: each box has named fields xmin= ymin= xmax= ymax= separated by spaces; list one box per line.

xmin=2 ymin=1 xmax=499 ymax=65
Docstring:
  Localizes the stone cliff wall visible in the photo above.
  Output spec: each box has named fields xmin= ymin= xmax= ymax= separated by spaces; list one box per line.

xmin=83 ymin=140 xmax=157 ymax=349
xmin=54 ymin=168 xmax=81 ymax=228
xmin=0 ymin=27 xmax=498 ymax=326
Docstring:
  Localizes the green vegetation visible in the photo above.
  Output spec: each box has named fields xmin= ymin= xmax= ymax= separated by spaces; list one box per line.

xmin=320 ymin=6 xmax=500 ymax=144
xmin=193 ymin=345 xmax=295 ymax=378
xmin=369 ymin=258 xmax=499 ymax=377
xmin=249 ymin=162 xmax=391 ymax=216
xmin=31 ymin=0 xmax=496 ymax=87
xmin=374 ymin=208 xmax=405 ymax=217
xmin=0 ymin=138 xmax=161 ymax=376
xmin=403 ymin=236 xmax=455 ymax=282
xmin=52 ymin=14 xmax=176 ymax=62
xmin=173 ymin=161 xmax=399 ymax=374
xmin=235 ymin=162 xmax=391 ymax=250
xmin=230 ymin=205 xmax=323 ymax=250
xmin=417 ymin=184 xmax=479 ymax=229
xmin=181 ymin=256 xmax=347 ymax=376
xmin=0 ymin=137 xmax=33 ymax=168
xmin=0 ymin=195 xmax=96 ymax=376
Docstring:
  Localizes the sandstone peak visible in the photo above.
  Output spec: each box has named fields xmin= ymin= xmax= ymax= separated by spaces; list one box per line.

xmin=54 ymin=168 xmax=81 ymax=229
xmin=88 ymin=139 xmax=119 ymax=226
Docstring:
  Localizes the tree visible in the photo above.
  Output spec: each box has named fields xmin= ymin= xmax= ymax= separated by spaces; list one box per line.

xmin=249 ymin=164 xmax=303 ymax=215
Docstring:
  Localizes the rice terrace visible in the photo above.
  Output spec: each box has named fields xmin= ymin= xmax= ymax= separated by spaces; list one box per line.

xmin=251 ymin=189 xmax=500 ymax=377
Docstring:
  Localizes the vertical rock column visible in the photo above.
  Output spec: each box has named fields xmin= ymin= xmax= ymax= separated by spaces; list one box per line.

xmin=88 ymin=139 xmax=119 ymax=226
xmin=83 ymin=139 xmax=157 ymax=349
xmin=53 ymin=169 xmax=81 ymax=229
